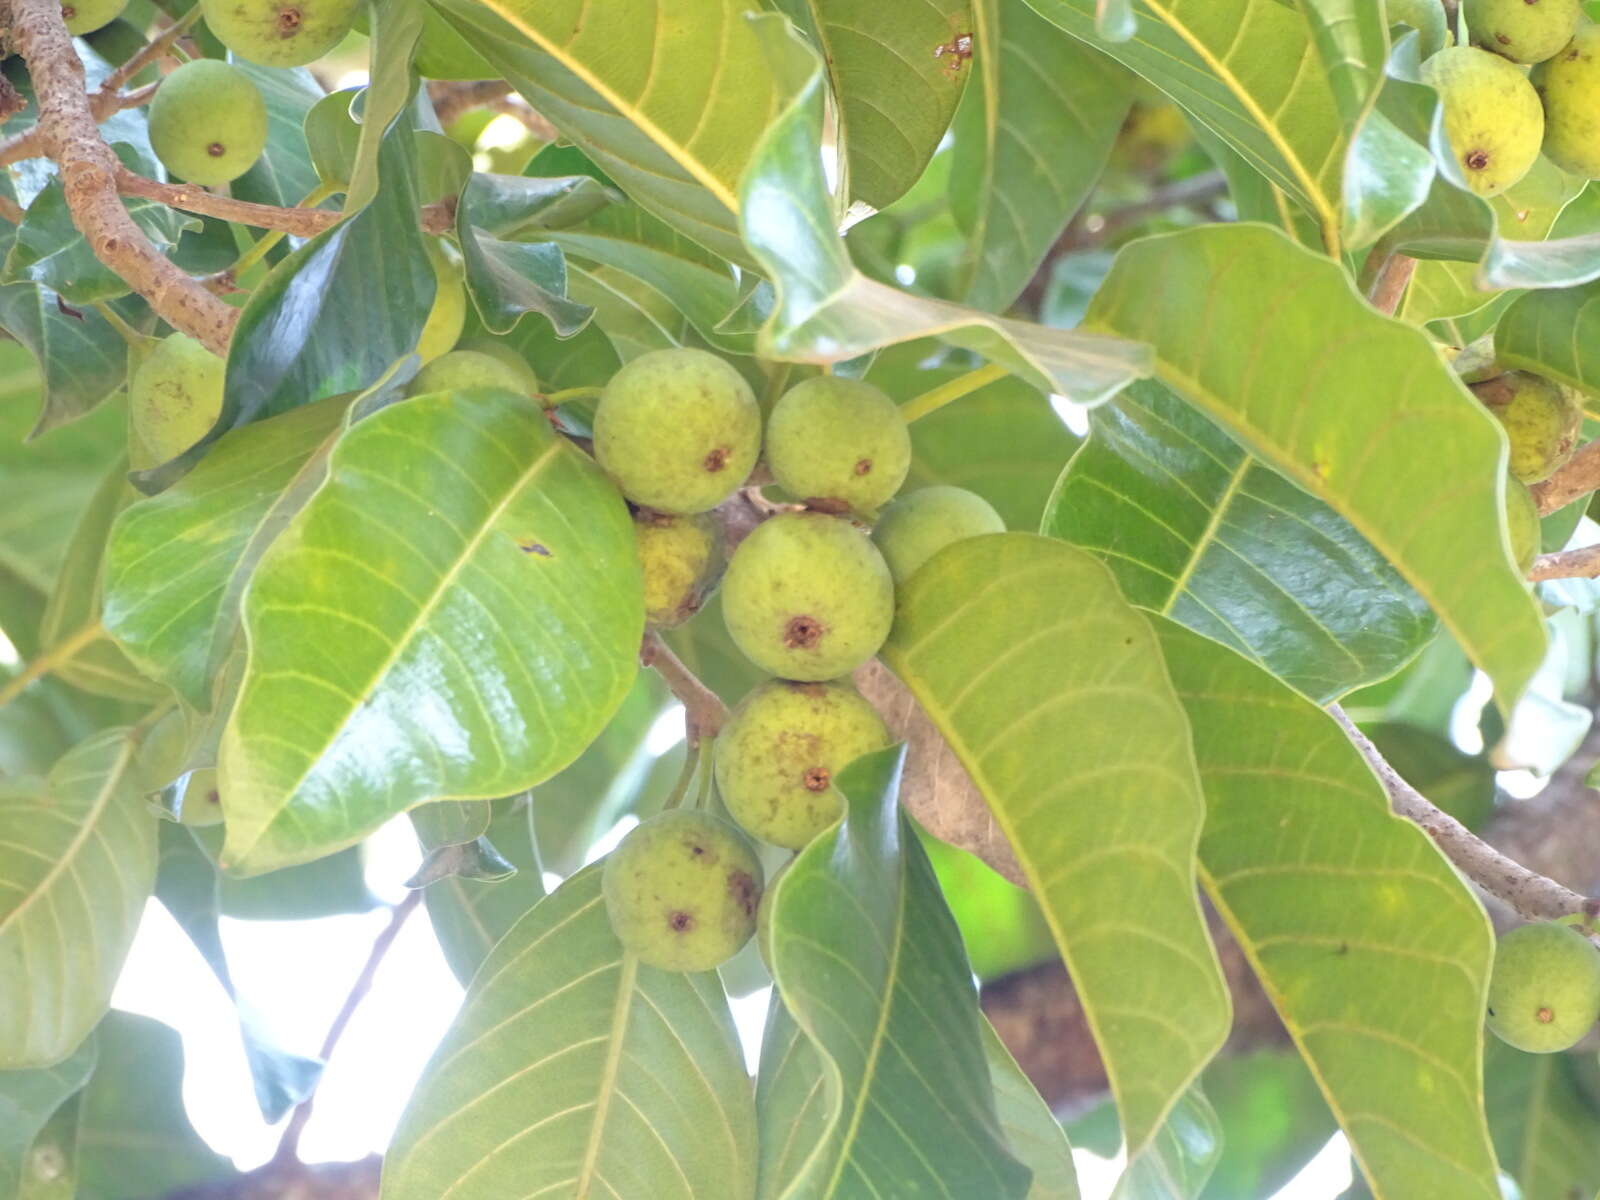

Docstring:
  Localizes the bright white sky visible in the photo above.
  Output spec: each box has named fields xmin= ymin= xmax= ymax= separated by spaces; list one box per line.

xmin=107 ymin=804 xmax=1354 ymax=1198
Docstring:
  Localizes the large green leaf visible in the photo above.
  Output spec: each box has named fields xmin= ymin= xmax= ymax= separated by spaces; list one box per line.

xmin=0 ymin=1038 xmax=95 ymax=1200
xmin=1022 ymin=0 xmax=1346 ymax=251
xmin=950 ymin=0 xmax=1132 ymax=312
xmin=103 ymin=396 xmax=349 ymax=709
xmin=983 ymin=1023 xmax=1080 ymax=1199
xmin=424 ymin=800 xmax=547 ymax=986
xmin=1495 ymin=280 xmax=1600 ymax=399
xmin=740 ymin=16 xmax=1150 ymax=402
xmin=1154 ymin=621 xmax=1501 ymax=1200
xmin=1045 ymin=380 xmax=1436 ymax=703
xmin=776 ymin=0 xmax=970 ymax=209
xmin=76 ymin=1011 xmax=236 ymax=1199
xmin=881 ymin=533 xmax=1230 ymax=1151
xmin=430 ymin=0 xmax=788 ymax=264
xmin=383 ymin=864 xmax=756 ymax=1198
xmin=1485 ymin=1040 xmax=1600 ymax=1200
xmin=757 ymin=746 xmax=1029 ymax=1198
xmin=219 ymin=389 xmax=641 ymax=874
xmin=0 ymin=729 xmax=157 ymax=1068
xmin=1083 ymin=223 xmax=1545 ymax=712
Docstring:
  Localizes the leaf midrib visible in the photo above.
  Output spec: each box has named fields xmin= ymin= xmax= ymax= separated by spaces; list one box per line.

xmin=0 ymin=733 xmax=132 ymax=935
xmin=573 ymin=952 xmax=638 ymax=1198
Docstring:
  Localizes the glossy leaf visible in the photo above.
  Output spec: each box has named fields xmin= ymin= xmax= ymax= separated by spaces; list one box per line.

xmin=76 ymin=1011 xmax=236 ymax=1199
xmin=430 ymin=0 xmax=789 ymax=264
xmin=1496 ymin=280 xmax=1600 ymax=399
xmin=424 ymin=800 xmax=546 ymax=986
xmin=758 ymin=746 xmax=1030 ymax=1198
xmin=0 ymin=728 xmax=157 ymax=1068
xmin=459 ymin=231 xmax=588 ymax=338
xmin=0 ymin=285 xmax=128 ymax=437
xmin=882 ymin=533 xmax=1230 ymax=1151
xmin=776 ymin=0 xmax=970 ymax=209
xmin=1112 ymin=1088 xmax=1221 ymax=1200
xmin=1155 ymin=620 xmax=1501 ymax=1200
xmin=1045 ymin=380 xmax=1435 ymax=703
xmin=984 ymin=1022 xmax=1081 ymax=1199
xmin=103 ymin=396 xmax=349 ymax=709
xmin=0 ymin=1038 xmax=95 ymax=1200
xmin=1021 ymin=0 xmax=1345 ymax=249
xmin=230 ymin=63 xmax=324 ymax=209
xmin=1083 ymin=223 xmax=1545 ymax=711
xmin=950 ymin=0 xmax=1132 ymax=312
xmin=1485 ymin=1039 xmax=1600 ymax=1200
xmin=741 ymin=16 xmax=1150 ymax=402
xmin=220 ymin=389 xmax=641 ymax=874
xmin=383 ymin=865 xmax=756 ymax=1199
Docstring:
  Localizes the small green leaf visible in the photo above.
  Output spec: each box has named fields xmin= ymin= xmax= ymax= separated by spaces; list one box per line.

xmin=1045 ymin=380 xmax=1436 ymax=703
xmin=882 ymin=533 xmax=1230 ymax=1151
xmin=758 ymin=746 xmax=1031 ymax=1198
xmin=424 ymin=800 xmax=546 ymax=985
xmin=0 ymin=285 xmax=128 ymax=437
xmin=0 ymin=729 xmax=156 ymax=1069
xmin=1084 ymin=223 xmax=1545 ymax=712
xmin=1154 ymin=621 xmax=1501 ymax=1200
xmin=384 ymin=865 xmax=756 ymax=1198
xmin=220 ymin=390 xmax=641 ymax=874
xmin=0 ymin=1038 xmax=96 ymax=1200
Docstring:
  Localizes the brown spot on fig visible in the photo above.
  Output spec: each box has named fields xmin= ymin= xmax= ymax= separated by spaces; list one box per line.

xmin=276 ymin=5 xmax=301 ymax=33
xmin=668 ymin=910 xmax=694 ymax=933
xmin=1467 ymin=149 xmax=1491 ymax=170
xmin=703 ymin=445 xmax=730 ymax=472
xmin=803 ymin=765 xmax=831 ymax=792
xmin=207 ymin=142 xmax=226 ymax=158
xmin=727 ymin=870 xmax=759 ymax=919
xmin=1538 ymin=1005 xmax=1555 ymax=1024
xmin=853 ymin=458 xmax=873 ymax=476
xmin=785 ymin=614 xmax=824 ymax=649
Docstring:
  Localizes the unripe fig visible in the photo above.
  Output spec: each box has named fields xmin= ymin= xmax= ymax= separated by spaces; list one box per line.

xmin=594 ymin=348 xmax=761 ymax=514
xmin=1533 ymin=25 xmax=1600 ymax=178
xmin=1110 ymin=101 xmax=1193 ymax=174
xmin=1422 ymin=46 xmax=1545 ymax=196
xmin=715 ymin=679 xmax=891 ymax=849
xmin=765 ymin=376 xmax=910 ymax=515
xmin=455 ymin=337 xmax=541 ymax=395
xmin=1486 ymin=922 xmax=1600 ymax=1052
xmin=1471 ymin=370 xmax=1582 ymax=483
xmin=636 ymin=511 xmax=724 ymax=629
xmin=178 ymin=770 xmax=224 ymax=827
xmin=871 ymin=485 xmax=1005 ymax=585
xmin=408 ymin=349 xmax=534 ymax=397
xmin=1467 ymin=0 xmax=1582 ymax=64
xmin=61 ymin=0 xmax=127 ymax=34
xmin=1505 ymin=475 xmax=1540 ymax=573
xmin=602 ymin=809 xmax=763 ymax=972
xmin=722 ymin=512 xmax=894 ymax=682
xmin=128 ymin=333 xmax=224 ymax=468
xmin=147 ymin=60 xmax=268 ymax=187
xmin=202 ymin=0 xmax=359 ymax=67
xmin=416 ymin=240 xmax=465 ymax=364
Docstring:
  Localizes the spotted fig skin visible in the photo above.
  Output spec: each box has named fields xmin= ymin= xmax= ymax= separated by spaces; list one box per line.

xmin=594 ymin=348 xmax=761 ymax=515
xmin=602 ymin=810 xmax=764 ymax=973
xmin=128 ymin=333 xmax=224 ymax=469
xmin=1534 ymin=25 xmax=1600 ymax=178
xmin=1421 ymin=46 xmax=1545 ymax=196
xmin=147 ymin=60 xmax=268 ymax=187
xmin=635 ymin=511 xmax=724 ymax=629
xmin=202 ymin=0 xmax=360 ymax=67
xmin=1486 ymin=922 xmax=1600 ymax=1053
xmin=1467 ymin=0 xmax=1582 ymax=65
xmin=721 ymin=512 xmax=894 ymax=682
xmin=765 ymin=376 xmax=911 ymax=515
xmin=715 ymin=679 xmax=891 ymax=849
xmin=1471 ymin=370 xmax=1582 ymax=484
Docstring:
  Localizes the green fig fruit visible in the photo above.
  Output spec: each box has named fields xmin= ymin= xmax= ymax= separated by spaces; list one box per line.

xmin=636 ymin=511 xmax=724 ymax=629
xmin=1486 ymin=922 xmax=1600 ymax=1052
xmin=1110 ymin=101 xmax=1193 ymax=173
xmin=455 ymin=337 xmax=541 ymax=395
xmin=1533 ymin=24 xmax=1600 ymax=177
xmin=177 ymin=770 xmax=224 ymax=827
xmin=416 ymin=240 xmax=465 ymax=364
xmin=61 ymin=0 xmax=128 ymax=34
xmin=1467 ymin=0 xmax=1582 ymax=64
xmin=147 ymin=60 xmax=268 ymax=187
xmin=765 ymin=376 xmax=911 ymax=515
xmin=594 ymin=348 xmax=761 ymax=514
xmin=408 ymin=349 xmax=535 ymax=397
xmin=202 ymin=0 xmax=359 ymax=67
xmin=601 ymin=809 xmax=763 ymax=972
xmin=1472 ymin=370 xmax=1582 ymax=483
xmin=1421 ymin=45 xmax=1545 ymax=196
xmin=722 ymin=512 xmax=895 ymax=681
xmin=715 ymin=679 xmax=891 ymax=849
xmin=1505 ymin=475 xmax=1541 ymax=573
xmin=871 ymin=485 xmax=1006 ymax=585
xmin=128 ymin=333 xmax=224 ymax=468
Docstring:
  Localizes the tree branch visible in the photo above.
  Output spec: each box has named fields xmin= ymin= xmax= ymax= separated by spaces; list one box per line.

xmin=270 ymin=891 xmax=422 ymax=1169
xmin=1331 ymin=705 xmax=1596 ymax=922
xmin=640 ymin=631 xmax=729 ymax=744
xmin=8 ymin=0 xmax=237 ymax=353
xmin=1366 ymin=251 xmax=1417 ymax=316
xmin=1529 ymin=543 xmax=1600 ymax=582
xmin=115 ymin=167 xmax=456 ymax=236
xmin=1533 ymin=439 xmax=1600 ymax=515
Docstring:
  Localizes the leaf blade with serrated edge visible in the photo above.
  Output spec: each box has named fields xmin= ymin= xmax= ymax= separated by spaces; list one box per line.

xmin=881 ymin=533 xmax=1230 ymax=1152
